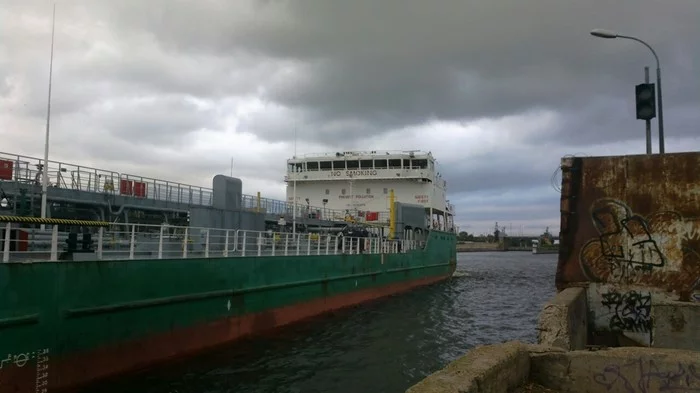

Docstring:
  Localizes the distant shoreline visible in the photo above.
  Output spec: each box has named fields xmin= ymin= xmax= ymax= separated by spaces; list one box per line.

xmin=455 ymin=242 xmax=557 ymax=253
xmin=456 ymin=243 xmax=529 ymax=253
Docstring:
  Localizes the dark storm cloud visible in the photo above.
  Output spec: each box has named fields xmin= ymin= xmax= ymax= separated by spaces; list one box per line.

xmin=5 ymin=0 xmax=698 ymax=146
xmin=75 ymin=0 xmax=700 ymax=144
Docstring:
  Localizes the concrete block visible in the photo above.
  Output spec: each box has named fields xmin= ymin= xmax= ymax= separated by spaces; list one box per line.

xmin=537 ymin=287 xmax=588 ymax=350
xmin=652 ymin=299 xmax=700 ymax=351
xmin=405 ymin=341 xmax=530 ymax=393
xmin=531 ymin=347 xmax=700 ymax=393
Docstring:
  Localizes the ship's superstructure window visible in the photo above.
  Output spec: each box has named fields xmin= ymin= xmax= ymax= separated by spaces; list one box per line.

xmin=366 ymin=188 xmax=371 ymax=194
xmin=341 ymin=188 xmax=346 ymax=195
xmin=289 ymin=154 xmax=434 ymax=173
xmin=383 ymin=188 xmax=388 ymax=194
xmin=413 ymin=159 xmax=428 ymax=169
xmin=325 ymin=189 xmax=330 ymax=195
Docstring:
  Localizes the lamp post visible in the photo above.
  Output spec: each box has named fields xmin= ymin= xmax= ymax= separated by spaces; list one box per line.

xmin=590 ymin=28 xmax=665 ymax=154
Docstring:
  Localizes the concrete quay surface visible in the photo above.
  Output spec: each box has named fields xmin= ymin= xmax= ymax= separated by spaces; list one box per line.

xmin=405 ymin=287 xmax=700 ymax=393
xmin=406 ymin=341 xmax=699 ymax=393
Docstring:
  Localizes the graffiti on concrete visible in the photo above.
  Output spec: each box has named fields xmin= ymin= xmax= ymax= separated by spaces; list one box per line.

xmin=600 ymin=289 xmax=651 ymax=333
xmin=593 ymin=357 xmax=700 ymax=393
xmin=579 ymin=199 xmax=700 ymax=295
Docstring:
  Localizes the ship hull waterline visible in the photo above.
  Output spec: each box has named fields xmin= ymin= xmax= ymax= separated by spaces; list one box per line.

xmin=72 ymin=273 xmax=450 ymax=392
xmin=1 ymin=234 xmax=457 ymax=393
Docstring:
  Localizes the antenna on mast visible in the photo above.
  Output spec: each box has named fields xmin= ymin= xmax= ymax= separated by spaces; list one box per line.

xmin=40 ymin=3 xmax=56 ymax=228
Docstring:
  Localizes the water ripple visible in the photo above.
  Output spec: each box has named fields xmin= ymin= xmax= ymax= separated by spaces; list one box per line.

xmin=78 ymin=252 xmax=557 ymax=393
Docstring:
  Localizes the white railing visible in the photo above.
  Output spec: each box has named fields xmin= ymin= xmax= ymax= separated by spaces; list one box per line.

xmin=1 ymin=222 xmax=417 ymax=263
xmin=0 ymin=151 xmax=213 ymax=206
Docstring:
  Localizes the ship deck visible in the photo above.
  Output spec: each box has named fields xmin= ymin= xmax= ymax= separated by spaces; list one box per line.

xmin=0 ymin=151 xmax=389 ymax=227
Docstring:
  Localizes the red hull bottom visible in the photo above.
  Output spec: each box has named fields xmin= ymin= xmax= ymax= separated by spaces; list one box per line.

xmin=3 ymin=273 xmax=453 ymax=393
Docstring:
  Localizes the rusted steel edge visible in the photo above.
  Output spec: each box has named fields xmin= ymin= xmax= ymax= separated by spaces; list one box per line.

xmin=65 ymin=262 xmax=451 ymax=317
xmin=556 ymin=156 xmax=583 ymax=290
xmin=0 ymin=313 xmax=40 ymax=328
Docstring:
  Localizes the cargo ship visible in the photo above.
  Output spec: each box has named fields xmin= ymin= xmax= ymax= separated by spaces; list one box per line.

xmin=0 ymin=150 xmax=457 ymax=392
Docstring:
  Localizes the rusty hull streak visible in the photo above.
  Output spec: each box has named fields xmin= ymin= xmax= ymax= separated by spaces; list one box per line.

xmin=556 ymin=152 xmax=700 ymax=300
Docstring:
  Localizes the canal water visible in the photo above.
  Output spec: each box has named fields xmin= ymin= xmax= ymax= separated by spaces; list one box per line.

xmin=78 ymin=252 xmax=558 ymax=393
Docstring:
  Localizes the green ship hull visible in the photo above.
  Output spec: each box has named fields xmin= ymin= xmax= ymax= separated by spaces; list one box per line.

xmin=0 ymin=229 xmax=456 ymax=392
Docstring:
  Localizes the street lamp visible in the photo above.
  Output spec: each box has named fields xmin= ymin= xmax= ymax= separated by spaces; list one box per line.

xmin=590 ymin=28 xmax=665 ymax=154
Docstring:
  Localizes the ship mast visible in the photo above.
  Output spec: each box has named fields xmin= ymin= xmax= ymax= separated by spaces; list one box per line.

xmin=40 ymin=3 xmax=56 ymax=229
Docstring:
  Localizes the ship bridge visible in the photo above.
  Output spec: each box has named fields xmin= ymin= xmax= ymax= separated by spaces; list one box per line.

xmin=285 ymin=150 xmax=455 ymax=232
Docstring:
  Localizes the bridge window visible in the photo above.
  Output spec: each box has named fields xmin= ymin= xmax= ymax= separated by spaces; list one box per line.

xmin=306 ymin=161 xmax=319 ymax=171
xmin=320 ymin=161 xmax=332 ymax=170
xmin=413 ymin=159 xmax=428 ymax=169
xmin=360 ymin=160 xmax=373 ymax=169
xmin=347 ymin=160 xmax=359 ymax=169
xmin=388 ymin=159 xmax=401 ymax=168
xmin=333 ymin=161 xmax=345 ymax=170
xmin=374 ymin=159 xmax=387 ymax=169
xmin=289 ymin=163 xmax=303 ymax=172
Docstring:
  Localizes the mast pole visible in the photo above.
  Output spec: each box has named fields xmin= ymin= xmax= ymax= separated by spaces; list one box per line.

xmin=40 ymin=4 xmax=56 ymax=229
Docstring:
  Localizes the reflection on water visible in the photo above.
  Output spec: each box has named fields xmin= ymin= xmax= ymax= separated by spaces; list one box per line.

xmin=77 ymin=252 xmax=557 ymax=393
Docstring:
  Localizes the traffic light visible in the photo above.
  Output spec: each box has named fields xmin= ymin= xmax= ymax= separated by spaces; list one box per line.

xmin=635 ymin=83 xmax=656 ymax=121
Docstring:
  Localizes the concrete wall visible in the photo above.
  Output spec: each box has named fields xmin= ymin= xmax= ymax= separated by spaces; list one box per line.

xmin=405 ymin=341 xmax=531 ymax=393
xmin=530 ymin=346 xmax=700 ymax=392
xmin=651 ymin=299 xmax=700 ymax=350
xmin=405 ymin=341 xmax=700 ymax=393
xmin=537 ymin=282 xmax=700 ymax=351
xmin=554 ymin=152 xmax=700 ymax=349
xmin=537 ymin=287 xmax=588 ymax=350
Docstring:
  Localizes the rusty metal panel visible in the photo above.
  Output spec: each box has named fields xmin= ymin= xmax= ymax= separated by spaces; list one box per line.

xmin=556 ymin=152 xmax=700 ymax=303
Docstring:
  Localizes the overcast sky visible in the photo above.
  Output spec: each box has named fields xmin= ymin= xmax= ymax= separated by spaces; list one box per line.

xmin=1 ymin=0 xmax=698 ymax=236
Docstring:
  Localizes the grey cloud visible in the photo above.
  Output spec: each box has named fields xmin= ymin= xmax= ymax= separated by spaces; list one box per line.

xmin=87 ymin=96 xmax=219 ymax=143
xmin=78 ymin=0 xmax=700 ymax=144
xmin=7 ymin=0 xmax=699 ymax=146
xmin=451 ymin=187 xmax=561 ymax=234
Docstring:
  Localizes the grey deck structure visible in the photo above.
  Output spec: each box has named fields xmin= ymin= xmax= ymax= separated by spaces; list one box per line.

xmin=0 ymin=151 xmax=386 ymax=231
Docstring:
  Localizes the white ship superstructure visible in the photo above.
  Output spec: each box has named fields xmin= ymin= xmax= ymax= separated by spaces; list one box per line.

xmin=285 ymin=150 xmax=455 ymax=231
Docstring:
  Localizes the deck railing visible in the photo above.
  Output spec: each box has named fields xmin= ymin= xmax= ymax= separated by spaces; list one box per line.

xmin=0 ymin=151 xmax=391 ymax=224
xmin=1 ymin=222 xmax=417 ymax=263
